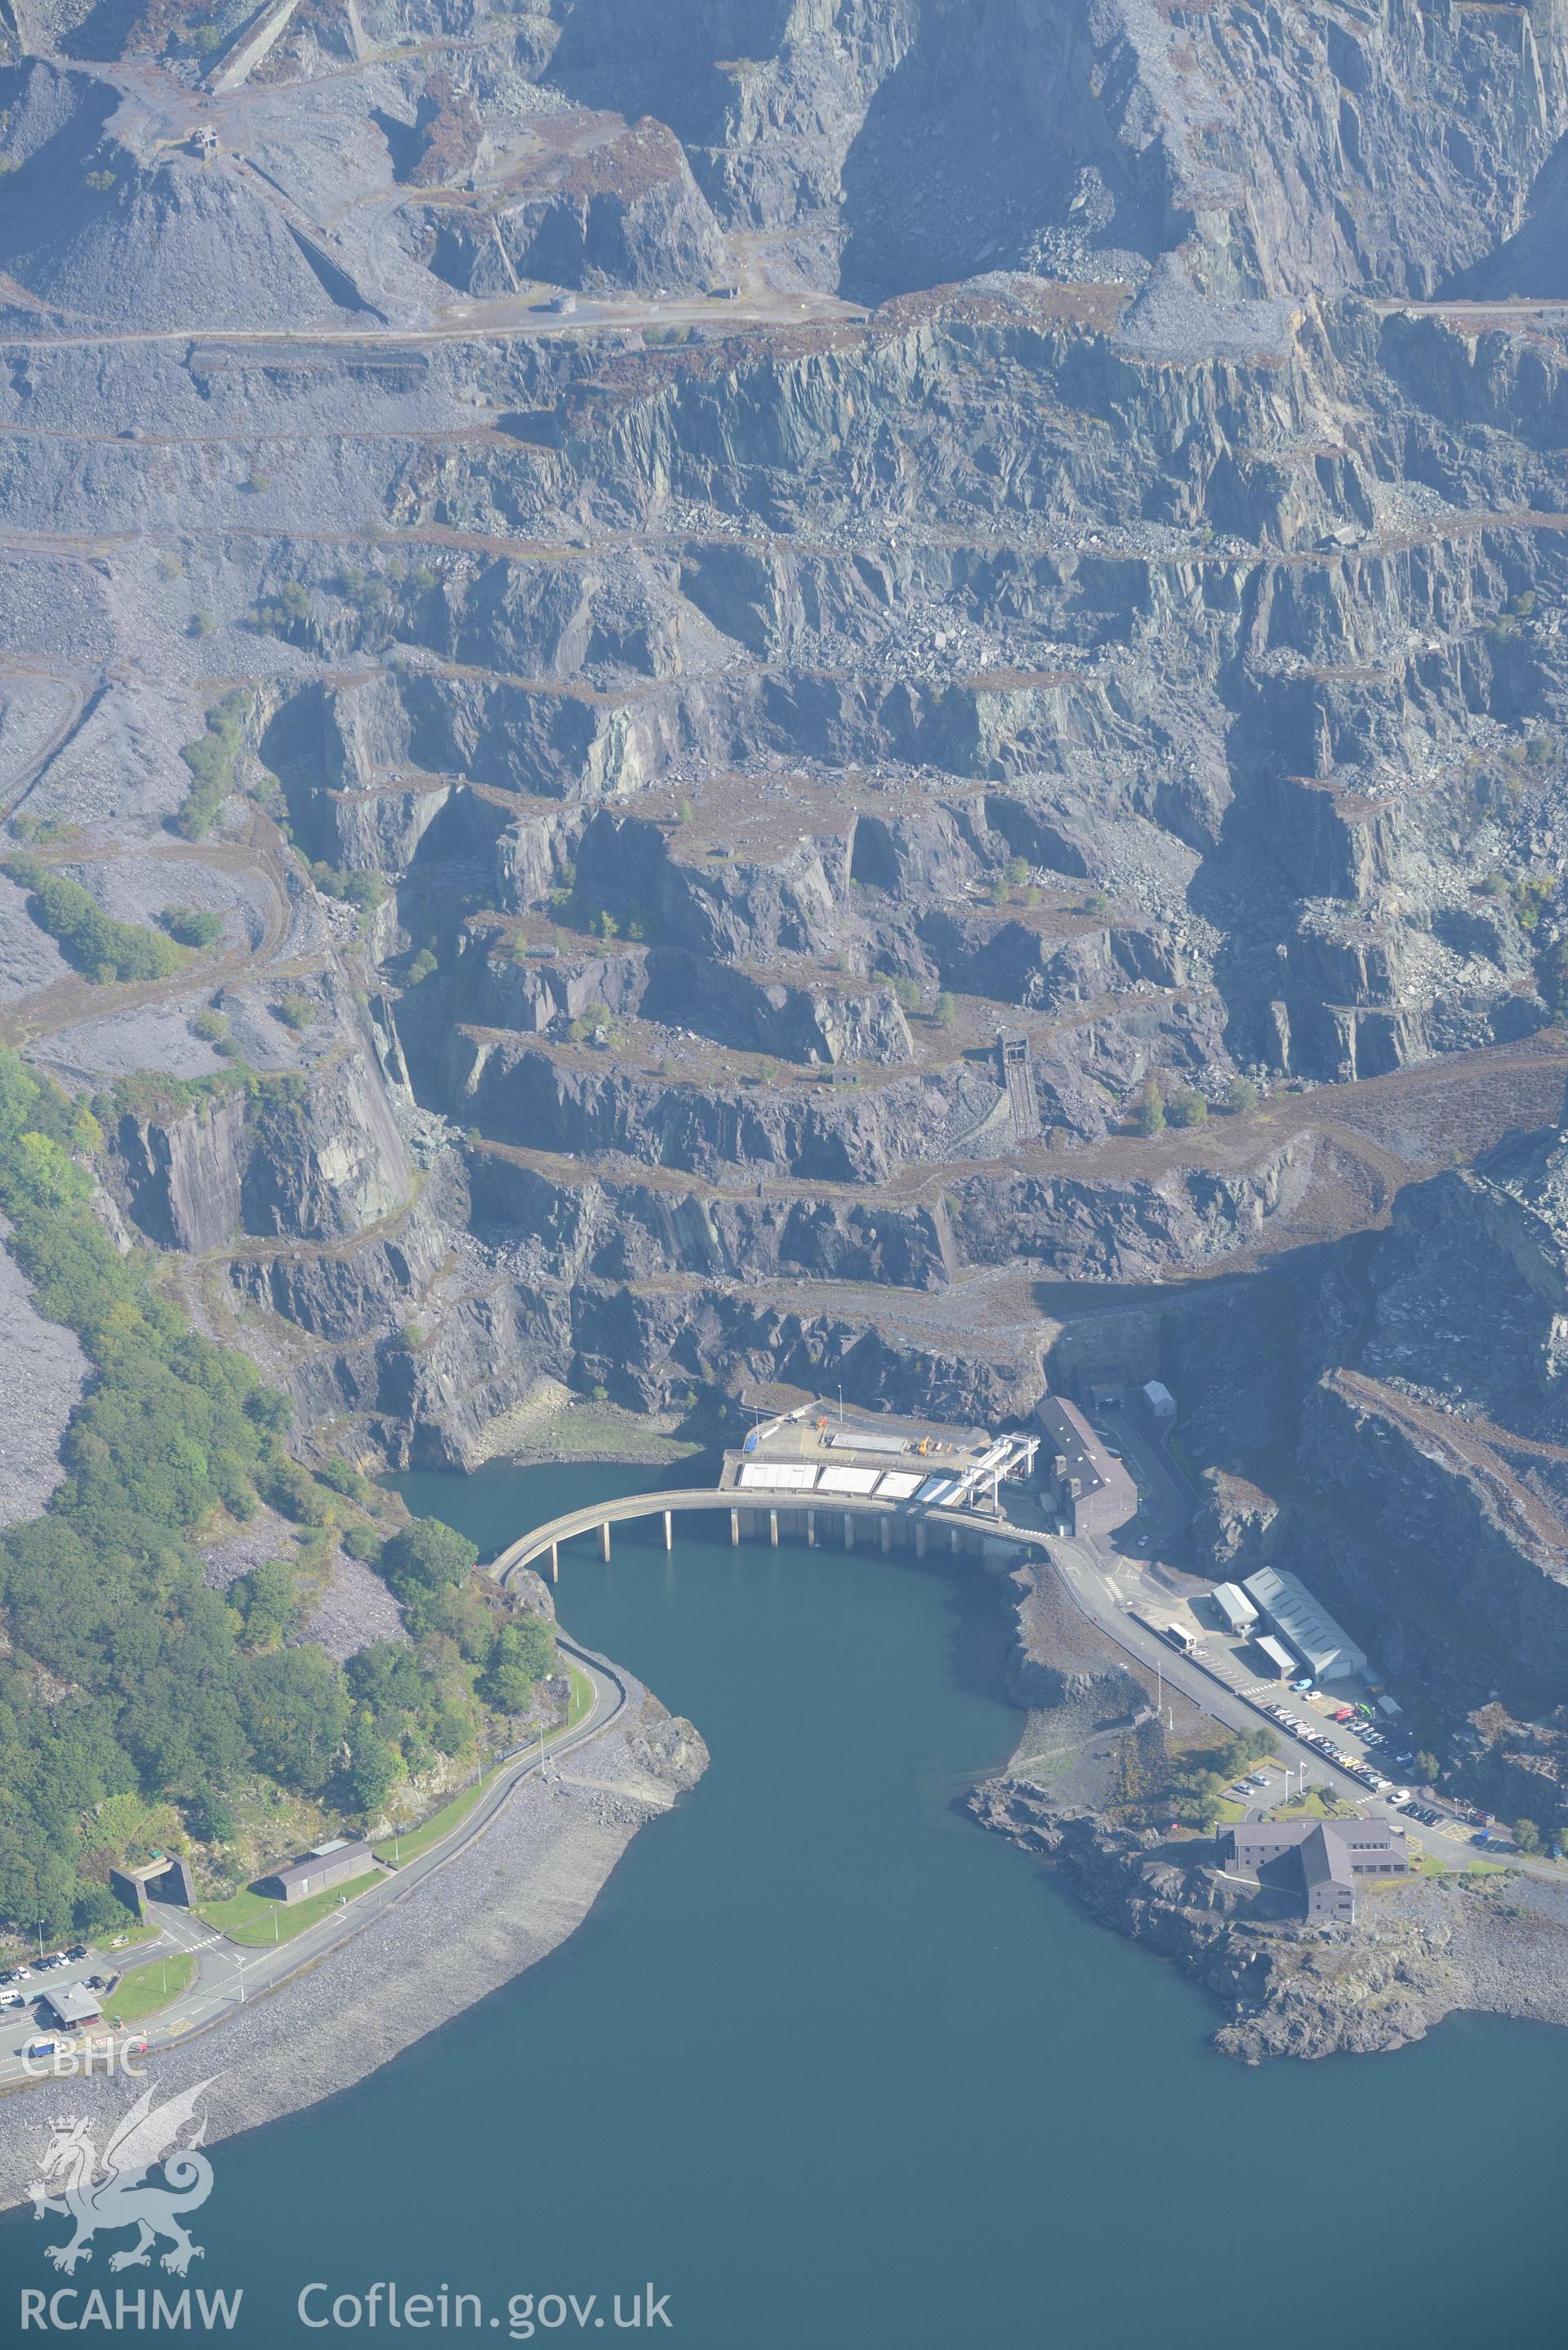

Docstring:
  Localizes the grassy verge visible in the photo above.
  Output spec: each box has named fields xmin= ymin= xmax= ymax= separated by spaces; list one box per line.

xmin=566 ymin=1659 xmax=594 ymax=1728
xmin=1267 ymin=1789 xmax=1339 ymax=1822
xmin=104 ymin=1951 xmax=197 ymax=2027
xmin=196 ymin=1870 xmax=385 ymax=1946
xmin=101 ymin=1920 xmax=162 ymax=1953
xmin=373 ymin=1778 xmax=495 ymax=1868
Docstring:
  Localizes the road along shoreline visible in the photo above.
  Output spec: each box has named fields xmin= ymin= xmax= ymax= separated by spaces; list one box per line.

xmin=975 ymin=1554 xmax=1568 ymax=2060
xmin=0 ymin=1640 xmax=708 ymax=2212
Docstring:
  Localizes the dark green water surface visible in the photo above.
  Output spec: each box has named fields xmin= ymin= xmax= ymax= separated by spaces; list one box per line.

xmin=3 ymin=1456 xmax=1564 ymax=2348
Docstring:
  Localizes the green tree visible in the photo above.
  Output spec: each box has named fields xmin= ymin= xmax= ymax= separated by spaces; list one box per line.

xmin=6 ymin=859 xmax=185 ymax=985
xmin=1414 ymin=1750 xmax=1441 ymax=1786
xmin=482 ymin=1618 xmax=558 ymax=1713
xmin=174 ymin=692 xmax=251 ymax=839
xmin=345 ymin=1733 xmax=400 ymax=1816
xmin=190 ymin=1790 xmax=235 ymax=1844
xmin=231 ymin=1558 xmax=300 ymax=1653
xmin=1135 ymin=1078 xmax=1165 ymax=1135
xmin=160 ymin=906 xmax=225 ymax=950
xmin=1225 ymin=1074 xmax=1258 ymax=1115
xmin=1514 ymin=1817 xmax=1543 ymax=1854
xmin=74 ymin=1883 xmax=131 ymax=1938
xmin=242 ymin=1649 xmax=350 ymax=1793
xmin=1168 ymin=1086 xmax=1208 ymax=1129
xmin=380 ymin=1518 xmax=479 ymax=1603
xmin=934 ymin=991 xmax=956 ymax=1028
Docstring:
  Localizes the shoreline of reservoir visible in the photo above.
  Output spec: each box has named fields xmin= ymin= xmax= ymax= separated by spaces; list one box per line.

xmin=0 ymin=1648 xmax=707 ymax=2211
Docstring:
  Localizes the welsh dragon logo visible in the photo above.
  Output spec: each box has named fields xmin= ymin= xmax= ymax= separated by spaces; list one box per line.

xmin=28 ymin=2080 xmax=216 ymax=2276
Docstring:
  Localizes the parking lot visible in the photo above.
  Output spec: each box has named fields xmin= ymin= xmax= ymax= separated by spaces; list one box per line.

xmin=1070 ymin=1407 xmax=1502 ymax=1862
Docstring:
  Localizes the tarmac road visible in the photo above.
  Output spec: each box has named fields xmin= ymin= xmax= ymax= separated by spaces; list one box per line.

xmin=0 ymin=1636 xmax=623 ymax=2085
xmin=1038 ymin=1425 xmax=1508 ymax=1875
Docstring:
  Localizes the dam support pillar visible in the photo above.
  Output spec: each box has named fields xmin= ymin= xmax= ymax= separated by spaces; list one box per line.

xmin=599 ymin=1521 xmax=611 ymax=1563
xmin=662 ymin=1510 xmax=672 ymax=1553
xmin=915 ymin=1519 xmax=928 ymax=1559
xmin=843 ymin=1512 xmax=854 ymax=1551
xmin=548 ymin=1542 xmax=559 ymax=1584
xmin=769 ymin=1509 xmax=779 ymax=1549
xmin=730 ymin=1509 xmax=739 ymax=1547
xmin=880 ymin=1517 xmax=891 ymax=1554
xmin=807 ymin=1510 xmax=816 ymax=1549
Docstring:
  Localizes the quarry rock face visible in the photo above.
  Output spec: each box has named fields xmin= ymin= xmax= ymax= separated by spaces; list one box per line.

xmin=3 ymin=0 xmax=1568 ymax=1806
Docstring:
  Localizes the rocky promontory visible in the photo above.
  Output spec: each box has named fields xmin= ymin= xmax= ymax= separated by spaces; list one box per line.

xmin=972 ymin=1551 xmax=1568 ymax=2062
xmin=970 ymin=1777 xmax=1568 ymax=2062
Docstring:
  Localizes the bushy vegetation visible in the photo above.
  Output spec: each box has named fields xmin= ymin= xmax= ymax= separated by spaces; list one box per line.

xmin=90 ymin=1065 xmax=257 ymax=1128
xmin=1160 ymin=1729 xmax=1276 ymax=1831
xmin=0 ymin=1050 xmax=559 ymax=1939
xmin=1166 ymin=1086 xmax=1208 ymax=1130
xmin=309 ymin=862 xmax=387 ymax=912
xmin=160 ymin=904 xmax=225 ymax=950
xmin=6 ymin=858 xmax=185 ymax=985
xmin=174 ymin=691 xmax=252 ymax=841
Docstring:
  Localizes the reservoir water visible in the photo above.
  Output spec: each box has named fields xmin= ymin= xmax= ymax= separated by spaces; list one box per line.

xmin=3 ymin=1455 xmax=1565 ymax=2347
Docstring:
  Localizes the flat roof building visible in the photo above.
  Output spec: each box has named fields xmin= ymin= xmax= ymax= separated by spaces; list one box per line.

xmin=1211 ymin=1581 xmax=1258 ymax=1635
xmin=1036 ymin=1398 xmax=1138 ymax=1541
xmin=1253 ymin=1632 xmax=1298 ymax=1679
xmin=1216 ymin=1817 xmax=1408 ymax=1921
xmin=261 ymin=1836 xmax=373 ymax=1906
xmin=1243 ymin=1564 xmax=1367 ymax=1682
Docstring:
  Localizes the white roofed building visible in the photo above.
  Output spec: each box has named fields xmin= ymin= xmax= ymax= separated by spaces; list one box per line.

xmin=1243 ymin=1565 xmax=1367 ymax=1682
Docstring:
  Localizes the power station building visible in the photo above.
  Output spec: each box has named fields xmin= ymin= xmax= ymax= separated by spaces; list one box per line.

xmin=1036 ymin=1398 xmax=1138 ymax=1539
xmin=1216 ymin=1817 xmax=1409 ymax=1922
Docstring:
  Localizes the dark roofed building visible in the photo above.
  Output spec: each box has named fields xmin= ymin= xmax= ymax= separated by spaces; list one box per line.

xmin=39 ymin=1982 xmax=102 ymax=2032
xmin=261 ymin=1837 xmax=374 ymax=1906
xmin=1036 ymin=1398 xmax=1138 ymax=1539
xmin=1215 ymin=1817 xmax=1409 ymax=1921
xmin=1299 ymin=1826 xmax=1356 ymax=1921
